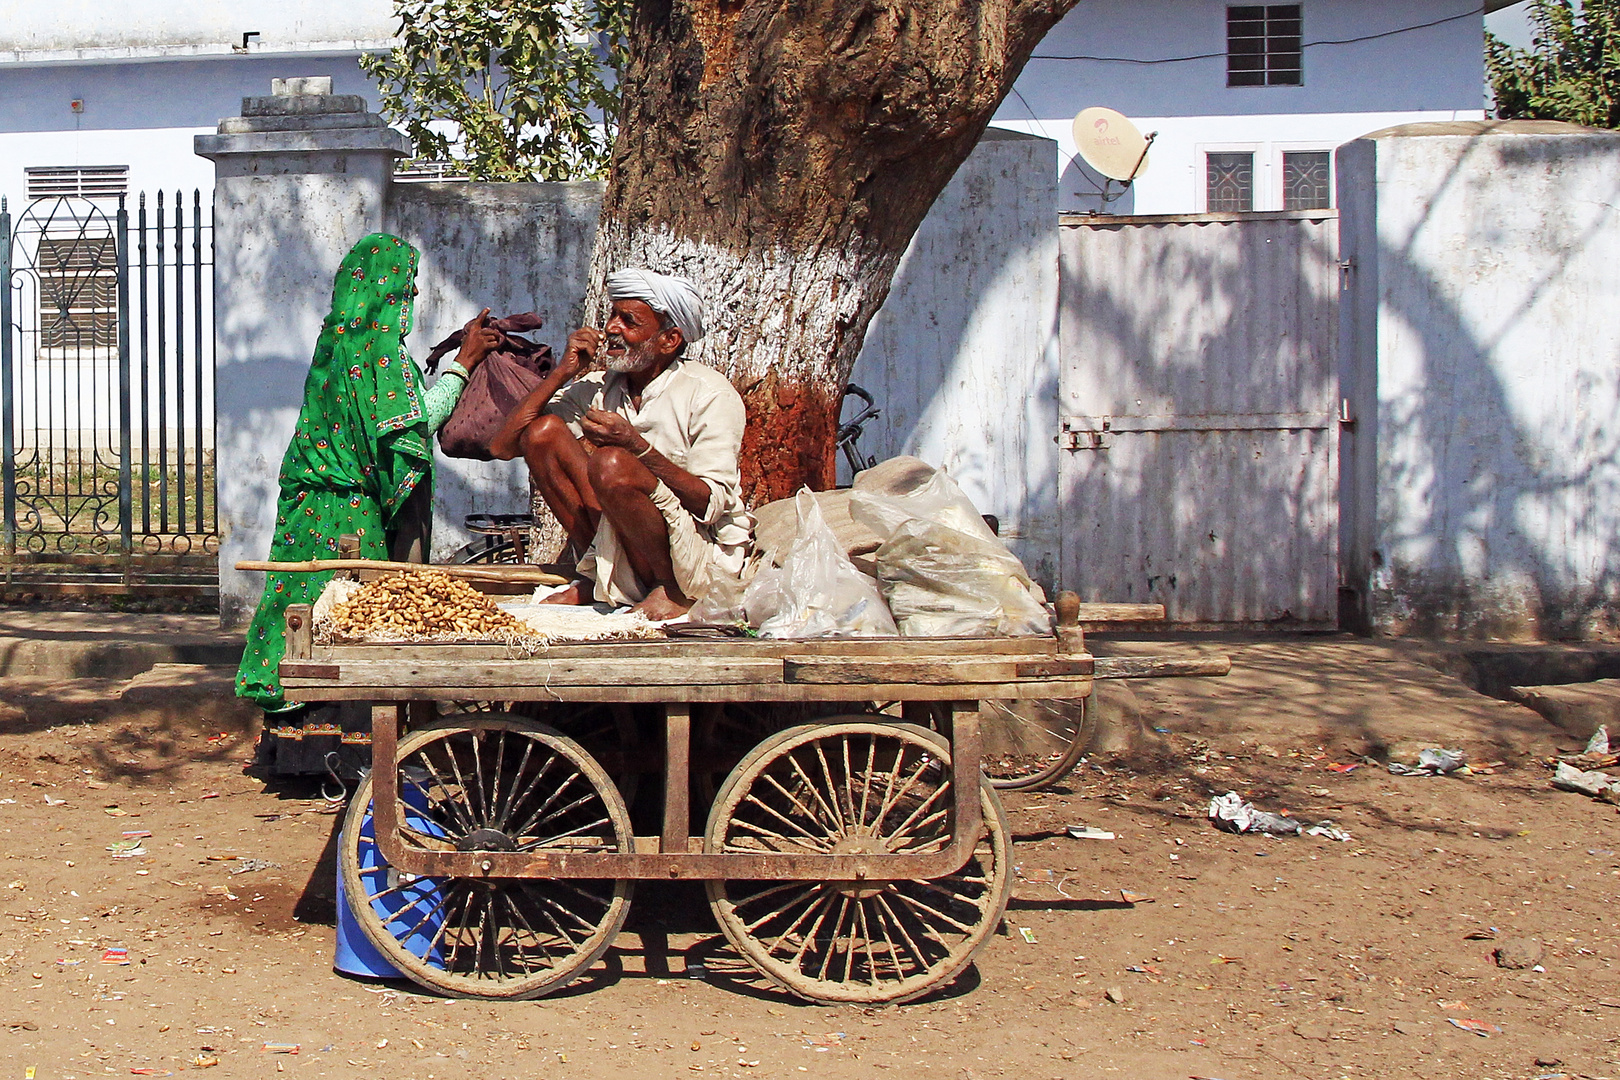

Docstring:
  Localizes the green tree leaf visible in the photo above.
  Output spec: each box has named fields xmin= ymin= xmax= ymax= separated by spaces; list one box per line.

xmin=360 ymin=0 xmax=630 ymax=181
xmin=1487 ymin=0 xmax=1620 ymax=129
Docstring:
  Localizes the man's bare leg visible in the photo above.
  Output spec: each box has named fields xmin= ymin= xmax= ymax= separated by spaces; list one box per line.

xmin=587 ymin=447 xmax=693 ymax=620
xmin=519 ymin=414 xmax=601 ymax=554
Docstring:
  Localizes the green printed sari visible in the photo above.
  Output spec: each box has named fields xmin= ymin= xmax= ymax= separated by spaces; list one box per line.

xmin=235 ymin=234 xmax=430 ymax=711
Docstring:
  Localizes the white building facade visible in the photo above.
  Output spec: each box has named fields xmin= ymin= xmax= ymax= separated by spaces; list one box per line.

xmin=994 ymin=0 xmax=1490 ymax=214
xmin=0 ymin=1 xmax=1500 ymax=215
xmin=0 ymin=2 xmax=394 ymax=210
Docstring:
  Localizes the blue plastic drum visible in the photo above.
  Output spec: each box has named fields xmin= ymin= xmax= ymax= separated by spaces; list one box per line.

xmin=335 ymin=771 xmax=449 ymax=977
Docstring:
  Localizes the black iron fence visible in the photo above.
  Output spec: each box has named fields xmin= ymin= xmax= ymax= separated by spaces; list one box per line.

xmin=0 ymin=193 xmax=216 ymax=596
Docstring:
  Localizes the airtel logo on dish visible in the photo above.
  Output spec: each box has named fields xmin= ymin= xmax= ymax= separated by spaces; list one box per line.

xmin=1091 ymin=117 xmax=1122 ymax=146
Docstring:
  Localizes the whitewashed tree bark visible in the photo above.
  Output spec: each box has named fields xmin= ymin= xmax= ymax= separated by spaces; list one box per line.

xmin=585 ymin=0 xmax=1080 ymax=503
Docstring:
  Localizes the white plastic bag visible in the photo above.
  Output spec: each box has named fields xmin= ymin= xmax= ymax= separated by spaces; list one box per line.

xmin=849 ymin=469 xmax=1050 ymax=637
xmin=741 ymin=489 xmax=897 ymax=638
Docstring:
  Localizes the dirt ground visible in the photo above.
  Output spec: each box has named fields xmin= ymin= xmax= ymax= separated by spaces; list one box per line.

xmin=2 ymin=638 xmax=1616 ymax=1080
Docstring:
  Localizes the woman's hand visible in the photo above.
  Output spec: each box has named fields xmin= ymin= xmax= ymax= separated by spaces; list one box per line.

xmin=454 ymin=308 xmax=502 ymax=372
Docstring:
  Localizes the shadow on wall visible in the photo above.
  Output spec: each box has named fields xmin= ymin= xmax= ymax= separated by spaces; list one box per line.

xmin=847 ymin=130 xmax=1062 ymax=590
xmin=386 ymin=180 xmax=604 ymax=559
xmin=1057 ymin=213 xmax=1341 ymax=625
xmin=1346 ymin=126 xmax=1620 ymax=640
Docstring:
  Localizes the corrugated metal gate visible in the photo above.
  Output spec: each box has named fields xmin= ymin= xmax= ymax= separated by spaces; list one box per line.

xmin=1057 ymin=210 xmax=1340 ymax=626
xmin=0 ymin=193 xmax=216 ymax=597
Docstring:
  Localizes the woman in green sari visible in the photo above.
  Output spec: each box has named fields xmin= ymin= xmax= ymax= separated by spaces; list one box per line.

xmin=235 ymin=233 xmax=498 ymax=719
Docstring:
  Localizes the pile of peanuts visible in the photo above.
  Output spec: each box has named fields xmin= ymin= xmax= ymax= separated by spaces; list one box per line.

xmin=329 ymin=569 xmax=526 ymax=640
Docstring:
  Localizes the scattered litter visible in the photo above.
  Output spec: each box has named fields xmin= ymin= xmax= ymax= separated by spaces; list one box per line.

xmin=804 ymin=1032 xmax=846 ymax=1049
xmin=103 ymin=806 xmax=130 ymax=817
xmin=107 ymin=840 xmax=146 ymax=859
xmin=1120 ymin=890 xmax=1154 ymax=905
xmin=230 ymin=859 xmax=282 ymax=876
xmin=1551 ymin=761 xmax=1620 ymax=803
xmin=1447 ymin=1018 xmax=1501 ymax=1037
xmin=1066 ymin=825 xmax=1116 ymax=840
xmin=1018 ymin=927 xmax=1038 ymax=944
xmin=100 ymin=947 xmax=130 ymax=965
xmin=43 ymin=795 xmax=66 ymax=806
xmin=262 ymin=1043 xmax=300 ymax=1054
xmin=686 ymin=962 xmax=707 ymax=980
xmin=1125 ymin=964 xmax=1161 ymax=975
xmin=1208 ymin=792 xmax=1347 ymax=840
xmin=200 ymin=792 xmax=220 ymax=800
xmin=129 ymin=1070 xmax=173 ymax=1076
xmin=1209 ymin=792 xmax=1301 ymax=836
xmin=1388 ymin=749 xmax=1468 ymax=776
xmin=1326 ymin=762 xmax=1358 ymax=774
xmin=0 ymin=798 xmax=15 ymax=805
xmin=188 ymin=1055 xmax=219 ymax=1068
xmin=121 ymin=830 xmax=153 ymax=840
xmin=1463 ymin=928 xmax=1497 ymax=941
xmin=1588 ymin=726 xmax=1610 ymax=755
xmin=4 ymin=1020 xmax=38 ymax=1031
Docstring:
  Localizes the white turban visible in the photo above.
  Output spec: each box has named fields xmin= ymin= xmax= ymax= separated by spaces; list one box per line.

xmin=605 ymin=268 xmax=706 ymax=343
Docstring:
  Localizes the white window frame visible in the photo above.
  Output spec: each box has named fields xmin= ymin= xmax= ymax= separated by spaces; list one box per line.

xmin=1196 ymin=142 xmax=1267 ymax=213
xmin=1274 ymin=143 xmax=1335 ymax=211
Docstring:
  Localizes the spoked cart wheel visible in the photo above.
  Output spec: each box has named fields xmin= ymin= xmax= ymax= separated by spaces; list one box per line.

xmin=704 ymin=720 xmax=1011 ymax=1005
xmin=339 ymin=715 xmax=633 ymax=999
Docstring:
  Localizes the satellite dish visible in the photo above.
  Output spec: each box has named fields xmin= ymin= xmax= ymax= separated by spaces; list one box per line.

xmin=1072 ymin=107 xmax=1152 ymax=182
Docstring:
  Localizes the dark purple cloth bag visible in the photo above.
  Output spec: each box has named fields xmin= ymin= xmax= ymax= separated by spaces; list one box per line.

xmin=424 ymin=312 xmax=554 ymax=461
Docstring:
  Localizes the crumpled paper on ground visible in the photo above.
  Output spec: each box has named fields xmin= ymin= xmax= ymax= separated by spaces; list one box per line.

xmin=1388 ymin=748 xmax=1468 ymax=776
xmin=1552 ymin=761 xmax=1620 ymax=803
xmin=1207 ymin=791 xmax=1350 ymax=840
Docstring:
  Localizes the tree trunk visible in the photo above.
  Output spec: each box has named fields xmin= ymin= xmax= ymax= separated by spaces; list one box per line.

xmin=587 ymin=0 xmax=1079 ymax=504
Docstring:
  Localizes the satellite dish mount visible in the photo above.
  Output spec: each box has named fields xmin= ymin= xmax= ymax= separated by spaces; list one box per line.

xmin=1072 ymin=107 xmax=1157 ymax=204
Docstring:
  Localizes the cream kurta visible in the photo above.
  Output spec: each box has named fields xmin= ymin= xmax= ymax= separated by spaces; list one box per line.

xmin=546 ymin=358 xmax=753 ymax=604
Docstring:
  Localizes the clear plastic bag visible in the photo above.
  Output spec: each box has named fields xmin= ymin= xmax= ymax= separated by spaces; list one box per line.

xmin=849 ymin=469 xmax=1050 ymax=637
xmin=741 ymin=489 xmax=898 ymax=638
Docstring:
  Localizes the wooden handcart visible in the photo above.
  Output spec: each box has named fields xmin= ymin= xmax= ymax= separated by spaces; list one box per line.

xmin=276 ymin=590 xmax=1227 ymax=1004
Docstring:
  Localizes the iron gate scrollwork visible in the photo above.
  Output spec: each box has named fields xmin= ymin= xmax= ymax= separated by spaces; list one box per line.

xmin=0 ymin=192 xmax=217 ymax=587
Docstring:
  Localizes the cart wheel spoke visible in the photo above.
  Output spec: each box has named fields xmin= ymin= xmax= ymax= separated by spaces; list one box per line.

xmin=340 ymin=715 xmax=633 ymax=1000
xmin=706 ymin=721 xmax=1011 ymax=1005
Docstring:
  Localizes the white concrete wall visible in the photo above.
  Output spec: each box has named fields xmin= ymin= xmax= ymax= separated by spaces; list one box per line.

xmin=0 ymin=1 xmax=394 ymax=62
xmin=1338 ymin=121 xmax=1620 ymax=640
xmin=387 ymin=181 xmax=604 ymax=561
xmin=847 ymin=129 xmax=1062 ymax=590
xmin=996 ymin=0 xmax=1487 ymax=214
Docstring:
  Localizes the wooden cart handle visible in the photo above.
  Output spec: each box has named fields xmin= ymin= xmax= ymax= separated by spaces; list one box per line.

xmin=235 ymin=559 xmax=568 ymax=586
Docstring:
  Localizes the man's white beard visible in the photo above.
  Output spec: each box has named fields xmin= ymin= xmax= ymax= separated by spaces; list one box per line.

xmin=604 ymin=336 xmax=660 ymax=374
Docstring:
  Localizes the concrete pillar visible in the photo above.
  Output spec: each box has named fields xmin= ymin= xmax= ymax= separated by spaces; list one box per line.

xmin=196 ymin=77 xmax=410 ymax=627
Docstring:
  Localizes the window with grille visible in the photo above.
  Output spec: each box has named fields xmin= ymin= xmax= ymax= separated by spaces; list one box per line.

xmin=1282 ymin=150 xmax=1331 ymax=210
xmin=38 ymin=235 xmax=118 ymax=349
xmin=24 ymin=166 xmax=130 ymax=201
xmin=1227 ymin=5 xmax=1302 ymax=86
xmin=1206 ymin=152 xmax=1255 ymax=212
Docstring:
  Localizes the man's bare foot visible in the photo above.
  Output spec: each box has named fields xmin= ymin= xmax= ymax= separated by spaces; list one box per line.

xmin=541 ymin=582 xmax=593 ymax=606
xmin=630 ymin=585 xmax=692 ymax=621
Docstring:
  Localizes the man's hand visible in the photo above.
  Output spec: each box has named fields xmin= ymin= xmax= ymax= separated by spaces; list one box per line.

xmin=556 ymin=328 xmax=602 ymax=383
xmin=581 ymin=408 xmax=649 ymax=454
xmin=454 ymin=308 xmax=502 ymax=373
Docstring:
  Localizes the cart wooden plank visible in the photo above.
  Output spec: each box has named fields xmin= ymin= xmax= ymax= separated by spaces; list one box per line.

xmin=782 ymin=654 xmax=1093 ymax=684
xmin=285 ymin=656 xmax=786 ymax=687
xmin=280 ymin=679 xmax=1094 ymax=704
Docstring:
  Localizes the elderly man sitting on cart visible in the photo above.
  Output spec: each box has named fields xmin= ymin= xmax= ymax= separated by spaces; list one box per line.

xmin=490 ymin=269 xmax=752 ymax=620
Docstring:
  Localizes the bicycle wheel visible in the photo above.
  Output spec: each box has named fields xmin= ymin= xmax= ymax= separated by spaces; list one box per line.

xmin=977 ymin=698 xmax=1090 ymax=791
